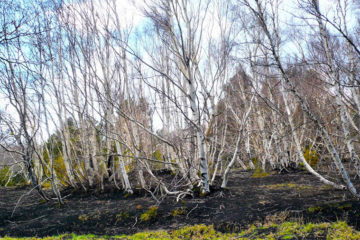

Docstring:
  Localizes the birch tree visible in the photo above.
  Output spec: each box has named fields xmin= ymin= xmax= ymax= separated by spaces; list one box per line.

xmin=238 ymin=0 xmax=353 ymax=191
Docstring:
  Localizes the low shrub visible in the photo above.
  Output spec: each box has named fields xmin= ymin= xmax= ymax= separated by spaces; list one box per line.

xmin=140 ymin=206 xmax=158 ymax=221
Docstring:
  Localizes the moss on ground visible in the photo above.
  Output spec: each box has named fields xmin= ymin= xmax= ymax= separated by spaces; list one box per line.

xmin=2 ymin=221 xmax=360 ymax=240
xmin=262 ymin=182 xmax=312 ymax=191
xmin=172 ymin=207 xmax=188 ymax=217
xmin=140 ymin=205 xmax=158 ymax=221
xmin=308 ymin=202 xmax=353 ymax=213
xmin=252 ymin=168 xmax=270 ymax=178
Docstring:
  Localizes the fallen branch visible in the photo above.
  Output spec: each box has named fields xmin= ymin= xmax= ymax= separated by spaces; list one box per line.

xmin=186 ymin=204 xmax=199 ymax=218
xmin=11 ymin=178 xmax=49 ymax=217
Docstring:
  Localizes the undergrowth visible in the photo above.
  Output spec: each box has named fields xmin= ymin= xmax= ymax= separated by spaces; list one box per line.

xmin=0 ymin=167 xmax=26 ymax=187
xmin=262 ymin=182 xmax=312 ymax=191
xmin=140 ymin=205 xmax=158 ymax=221
xmin=251 ymin=168 xmax=270 ymax=178
xmin=2 ymin=221 xmax=360 ymax=239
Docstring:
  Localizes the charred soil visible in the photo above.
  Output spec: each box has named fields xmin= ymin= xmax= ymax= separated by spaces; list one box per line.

xmin=0 ymin=170 xmax=359 ymax=237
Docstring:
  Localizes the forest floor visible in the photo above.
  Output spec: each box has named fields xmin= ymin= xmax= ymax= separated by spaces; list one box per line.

xmin=1 ymin=170 xmax=360 ymax=238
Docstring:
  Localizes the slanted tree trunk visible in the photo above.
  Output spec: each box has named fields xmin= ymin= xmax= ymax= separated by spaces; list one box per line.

xmin=246 ymin=0 xmax=348 ymax=191
xmin=312 ymin=0 xmax=360 ymax=179
xmin=221 ymin=95 xmax=254 ymax=188
xmin=210 ymin=119 xmax=228 ymax=185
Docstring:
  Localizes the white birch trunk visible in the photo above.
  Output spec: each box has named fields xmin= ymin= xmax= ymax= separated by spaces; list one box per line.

xmin=221 ymin=96 xmax=254 ymax=188
xmin=210 ymin=121 xmax=227 ymax=185
xmin=280 ymin=81 xmax=344 ymax=189
xmin=110 ymin=113 xmax=133 ymax=193
xmin=61 ymin=120 xmax=77 ymax=188
xmin=251 ymin=0 xmax=348 ymax=191
xmin=114 ymin=138 xmax=133 ymax=193
xmin=221 ymin=130 xmax=242 ymax=188
xmin=313 ymin=2 xmax=360 ymax=178
xmin=188 ymin=73 xmax=210 ymax=193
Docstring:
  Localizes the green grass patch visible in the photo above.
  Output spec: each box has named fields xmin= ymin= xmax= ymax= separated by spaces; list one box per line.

xmin=2 ymin=221 xmax=359 ymax=239
xmin=262 ymin=182 xmax=312 ymax=191
xmin=308 ymin=202 xmax=353 ymax=214
xmin=172 ymin=207 xmax=187 ymax=217
xmin=252 ymin=168 xmax=270 ymax=178
xmin=140 ymin=205 xmax=158 ymax=221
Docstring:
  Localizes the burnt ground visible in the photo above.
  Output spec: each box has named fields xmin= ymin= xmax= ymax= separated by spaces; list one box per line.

xmin=1 ymin=170 xmax=360 ymax=237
